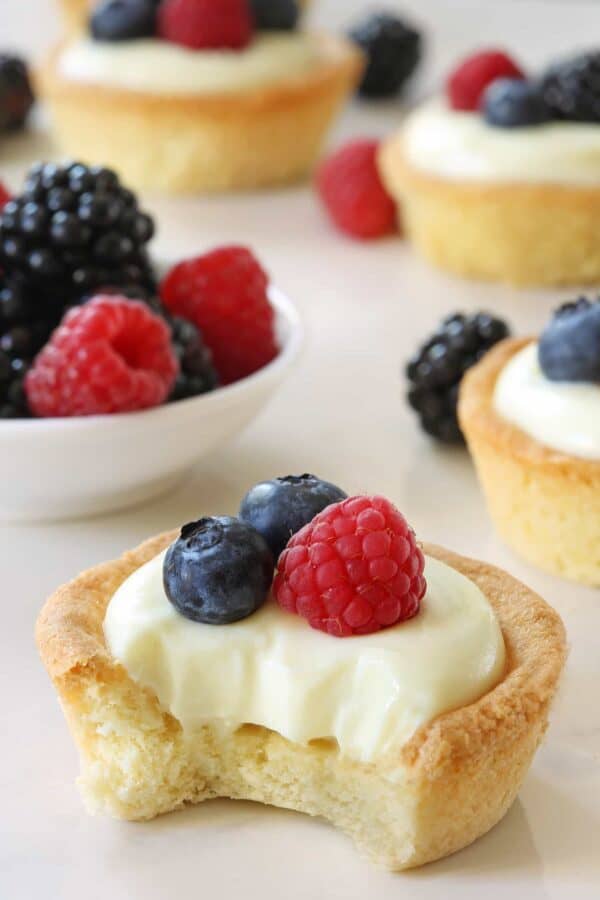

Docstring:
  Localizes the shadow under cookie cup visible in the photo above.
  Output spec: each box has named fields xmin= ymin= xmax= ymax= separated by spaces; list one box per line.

xmin=36 ymin=34 xmax=364 ymax=193
xmin=378 ymin=135 xmax=600 ymax=287
xmin=458 ymin=338 xmax=600 ymax=585
xmin=36 ymin=532 xmax=565 ymax=870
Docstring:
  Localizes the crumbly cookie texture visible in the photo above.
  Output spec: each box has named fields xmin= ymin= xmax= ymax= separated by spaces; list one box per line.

xmin=378 ymin=136 xmax=600 ymax=287
xmin=37 ymin=34 xmax=362 ymax=192
xmin=459 ymin=337 xmax=600 ymax=585
xmin=36 ymin=532 xmax=565 ymax=870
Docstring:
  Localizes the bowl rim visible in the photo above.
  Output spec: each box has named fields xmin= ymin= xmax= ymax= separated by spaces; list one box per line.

xmin=0 ymin=285 xmax=303 ymax=435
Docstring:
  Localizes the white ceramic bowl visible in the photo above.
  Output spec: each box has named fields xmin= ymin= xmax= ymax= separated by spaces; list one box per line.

xmin=0 ymin=287 xmax=303 ymax=522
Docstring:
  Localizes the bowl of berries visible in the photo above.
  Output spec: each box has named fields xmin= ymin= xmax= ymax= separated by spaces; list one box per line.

xmin=0 ymin=162 xmax=303 ymax=521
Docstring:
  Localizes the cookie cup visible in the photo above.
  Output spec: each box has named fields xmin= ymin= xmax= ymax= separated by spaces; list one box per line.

xmin=459 ymin=338 xmax=600 ymax=585
xmin=378 ymin=136 xmax=600 ymax=287
xmin=37 ymin=35 xmax=363 ymax=193
xmin=37 ymin=532 xmax=565 ymax=870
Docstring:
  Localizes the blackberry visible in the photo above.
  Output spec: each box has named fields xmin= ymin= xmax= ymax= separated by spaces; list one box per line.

xmin=250 ymin=0 xmax=299 ymax=30
xmin=406 ymin=312 xmax=510 ymax=444
xmin=348 ymin=12 xmax=422 ymax=99
xmin=0 ymin=54 xmax=34 ymax=132
xmin=541 ymin=51 xmax=600 ymax=122
xmin=168 ymin=315 xmax=219 ymax=401
xmin=0 ymin=162 xmax=156 ymax=322
xmin=0 ymin=275 xmax=53 ymax=418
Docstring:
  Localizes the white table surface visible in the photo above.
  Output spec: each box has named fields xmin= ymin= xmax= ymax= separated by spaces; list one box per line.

xmin=1 ymin=1 xmax=599 ymax=898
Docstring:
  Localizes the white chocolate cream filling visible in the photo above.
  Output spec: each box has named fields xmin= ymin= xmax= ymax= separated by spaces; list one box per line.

xmin=59 ymin=33 xmax=320 ymax=95
xmin=494 ymin=342 xmax=600 ymax=460
xmin=402 ymin=96 xmax=600 ymax=185
xmin=104 ymin=550 xmax=506 ymax=763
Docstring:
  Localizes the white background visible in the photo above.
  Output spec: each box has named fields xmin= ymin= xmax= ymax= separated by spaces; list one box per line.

xmin=1 ymin=2 xmax=600 ymax=899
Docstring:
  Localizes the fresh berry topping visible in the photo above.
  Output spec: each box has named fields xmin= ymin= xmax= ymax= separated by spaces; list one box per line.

xmin=483 ymin=78 xmax=552 ymax=127
xmin=25 ymin=296 xmax=178 ymax=417
xmin=160 ymin=246 xmax=278 ymax=385
xmin=80 ymin=284 xmax=220 ymax=402
xmin=274 ymin=495 xmax=426 ymax=637
xmin=250 ymin=0 xmax=298 ymax=30
xmin=542 ymin=51 xmax=600 ymax=123
xmin=0 ymin=182 xmax=11 ymax=209
xmin=158 ymin=0 xmax=254 ymax=51
xmin=407 ymin=312 xmax=510 ymax=443
xmin=164 ymin=517 xmax=274 ymax=624
xmin=538 ymin=297 xmax=600 ymax=383
xmin=447 ymin=49 xmax=525 ymax=111
xmin=239 ymin=474 xmax=347 ymax=558
xmin=90 ymin=0 xmax=157 ymax=41
xmin=167 ymin=314 xmax=219 ymax=400
xmin=0 ymin=54 xmax=34 ymax=132
xmin=348 ymin=12 xmax=421 ymax=99
xmin=316 ymin=139 xmax=397 ymax=240
xmin=0 ymin=161 xmax=156 ymax=317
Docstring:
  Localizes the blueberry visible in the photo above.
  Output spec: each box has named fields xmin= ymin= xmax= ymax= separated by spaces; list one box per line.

xmin=239 ymin=474 xmax=347 ymax=559
xmin=538 ymin=297 xmax=600 ymax=383
xmin=163 ymin=517 xmax=274 ymax=625
xmin=250 ymin=0 xmax=299 ymax=30
xmin=483 ymin=78 xmax=552 ymax=128
xmin=90 ymin=0 xmax=157 ymax=42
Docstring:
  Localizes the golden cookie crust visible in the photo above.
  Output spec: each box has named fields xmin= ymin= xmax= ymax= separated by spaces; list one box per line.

xmin=37 ymin=532 xmax=565 ymax=869
xmin=37 ymin=34 xmax=363 ymax=192
xmin=459 ymin=338 xmax=600 ymax=584
xmin=378 ymin=134 xmax=600 ymax=286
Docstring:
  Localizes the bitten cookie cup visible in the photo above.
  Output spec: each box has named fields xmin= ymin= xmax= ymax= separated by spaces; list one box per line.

xmin=36 ymin=531 xmax=565 ymax=871
xmin=459 ymin=338 xmax=600 ymax=586
xmin=378 ymin=137 xmax=600 ymax=287
xmin=37 ymin=35 xmax=362 ymax=193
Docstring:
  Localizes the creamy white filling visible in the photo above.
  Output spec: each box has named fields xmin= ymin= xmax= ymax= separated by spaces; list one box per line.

xmin=493 ymin=342 xmax=600 ymax=460
xmin=59 ymin=34 xmax=319 ymax=94
xmin=402 ymin=97 xmax=600 ymax=184
xmin=104 ymin=550 xmax=506 ymax=763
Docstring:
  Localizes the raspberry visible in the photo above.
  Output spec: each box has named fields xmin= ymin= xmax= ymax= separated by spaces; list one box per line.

xmin=447 ymin=49 xmax=525 ymax=111
xmin=25 ymin=296 xmax=178 ymax=417
xmin=316 ymin=139 xmax=397 ymax=240
xmin=158 ymin=0 xmax=254 ymax=50
xmin=160 ymin=246 xmax=278 ymax=385
xmin=0 ymin=181 xmax=11 ymax=210
xmin=274 ymin=495 xmax=426 ymax=637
